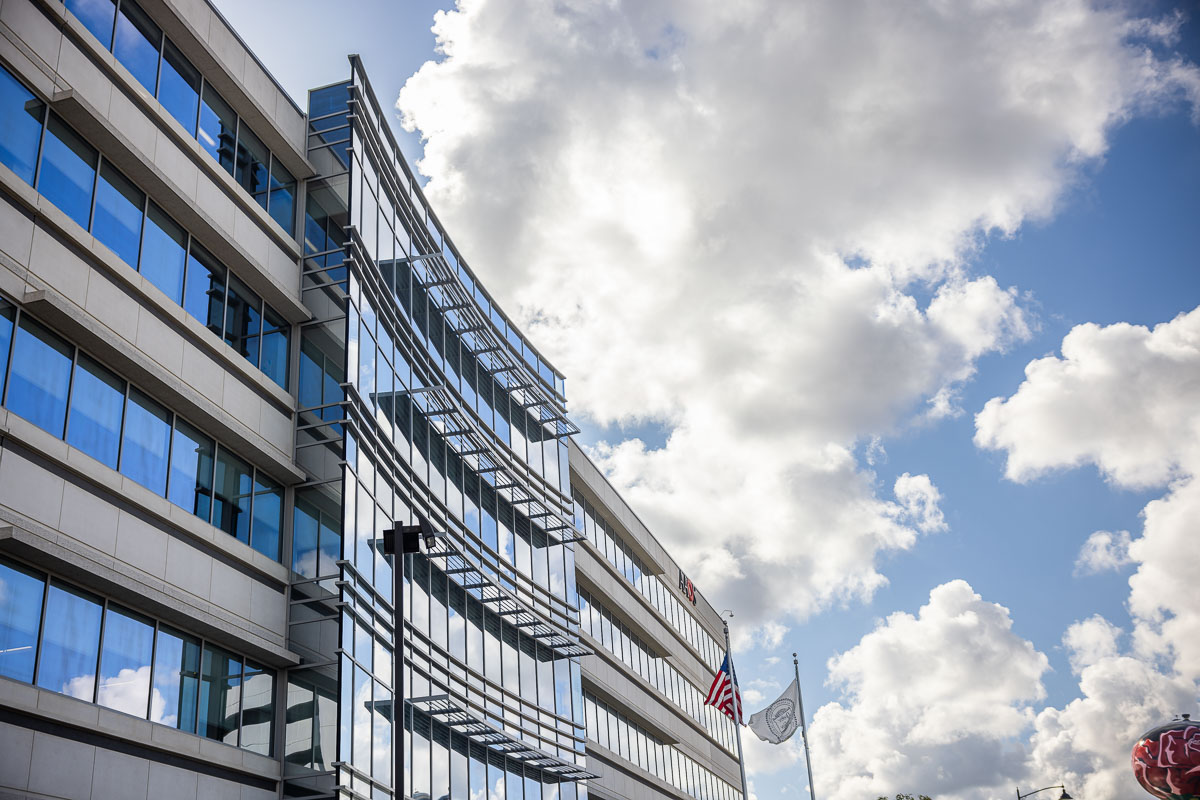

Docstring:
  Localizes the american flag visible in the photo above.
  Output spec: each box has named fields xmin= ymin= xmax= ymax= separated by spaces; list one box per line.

xmin=705 ymin=653 xmax=743 ymax=724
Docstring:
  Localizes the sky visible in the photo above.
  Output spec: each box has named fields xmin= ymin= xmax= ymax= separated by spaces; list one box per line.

xmin=214 ymin=1 xmax=1200 ymax=798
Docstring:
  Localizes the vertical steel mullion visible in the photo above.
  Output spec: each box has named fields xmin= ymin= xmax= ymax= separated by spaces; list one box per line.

xmin=115 ymin=382 xmax=132 ymax=474
xmin=235 ymin=655 xmax=246 ymax=747
xmin=88 ymin=153 xmax=102 ymax=234
xmin=163 ymin=411 xmax=177 ymax=503
xmin=93 ymin=597 xmax=109 ymax=705
xmin=30 ymin=570 xmax=50 ymax=687
xmin=60 ymin=344 xmax=80 ymax=442
xmin=135 ymin=189 xmax=150 ymax=275
xmin=31 ymin=104 xmax=48 ymax=191
xmin=208 ymin=443 xmax=219 ymax=526
xmin=0 ymin=304 xmax=19 ymax=409
xmin=108 ymin=0 xmax=120 ymax=55
xmin=146 ymin=619 xmax=160 ymax=721
xmin=194 ymin=76 xmax=204 ymax=142
xmin=153 ymin=26 xmax=165 ymax=99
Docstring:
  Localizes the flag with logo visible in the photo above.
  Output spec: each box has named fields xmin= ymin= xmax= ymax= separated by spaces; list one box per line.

xmin=705 ymin=653 xmax=744 ymax=724
xmin=748 ymin=678 xmax=802 ymax=744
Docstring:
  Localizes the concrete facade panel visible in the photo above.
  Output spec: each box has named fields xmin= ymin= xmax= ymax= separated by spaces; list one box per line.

xmin=28 ymin=224 xmax=90 ymax=305
xmin=84 ymin=268 xmax=140 ymax=343
xmin=0 ymin=721 xmax=34 ymax=792
xmin=114 ymin=509 xmax=170 ymax=580
xmin=28 ymin=730 xmax=97 ymax=799
xmin=0 ymin=447 xmax=64 ymax=530
xmin=147 ymin=762 xmax=199 ymax=800
xmin=58 ymin=480 xmax=121 ymax=556
xmin=135 ymin=304 xmax=186 ymax=375
xmin=91 ymin=747 xmax=151 ymax=800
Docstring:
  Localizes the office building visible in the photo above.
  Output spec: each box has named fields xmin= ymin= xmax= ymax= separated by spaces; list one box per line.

xmin=0 ymin=1 xmax=745 ymax=798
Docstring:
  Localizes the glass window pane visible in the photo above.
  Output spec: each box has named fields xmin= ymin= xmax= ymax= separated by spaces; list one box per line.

xmin=260 ymin=306 xmax=289 ymax=390
xmin=0 ymin=557 xmax=44 ymax=683
xmin=119 ymin=388 xmax=171 ymax=495
xmin=212 ymin=447 xmax=252 ymax=543
xmin=268 ymin=158 xmax=295 ymax=232
xmin=93 ymin=160 xmax=144 ymax=267
xmin=0 ymin=299 xmax=16 ymax=406
xmin=198 ymin=644 xmax=241 ymax=745
xmin=167 ymin=417 xmax=214 ymax=520
xmin=250 ymin=473 xmax=282 ymax=561
xmin=38 ymin=114 xmax=97 ymax=230
xmin=198 ymin=84 xmax=236 ymax=173
xmin=224 ymin=275 xmax=261 ymax=366
xmin=65 ymin=0 xmax=117 ymax=50
xmin=158 ymin=40 xmax=199 ymax=135
xmin=140 ymin=203 xmax=187 ymax=303
xmin=7 ymin=314 xmax=73 ymax=437
xmin=240 ymin=661 xmax=274 ymax=755
xmin=66 ymin=353 xmax=125 ymax=468
xmin=96 ymin=604 xmax=154 ymax=716
xmin=182 ymin=242 xmax=226 ymax=335
xmin=36 ymin=581 xmax=102 ymax=700
xmin=234 ymin=124 xmax=269 ymax=210
xmin=0 ymin=64 xmax=46 ymax=185
xmin=151 ymin=625 xmax=200 ymax=732
xmin=112 ymin=0 xmax=161 ymax=94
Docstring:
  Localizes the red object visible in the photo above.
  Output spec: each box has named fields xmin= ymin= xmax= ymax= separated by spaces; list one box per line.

xmin=1132 ymin=716 xmax=1200 ymax=799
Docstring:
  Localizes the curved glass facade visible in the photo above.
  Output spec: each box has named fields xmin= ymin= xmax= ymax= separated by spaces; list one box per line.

xmin=284 ymin=59 xmax=589 ymax=800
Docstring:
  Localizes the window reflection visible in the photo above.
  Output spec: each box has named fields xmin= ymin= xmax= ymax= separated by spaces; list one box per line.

xmin=0 ymin=558 xmax=44 ymax=683
xmin=198 ymin=643 xmax=241 ymax=745
xmin=7 ymin=314 xmax=73 ymax=437
xmin=119 ymin=388 xmax=171 ymax=495
xmin=113 ymin=0 xmax=161 ymax=95
xmin=152 ymin=625 xmax=200 ymax=732
xmin=140 ymin=202 xmax=187 ymax=303
xmin=96 ymin=604 xmax=154 ymax=716
xmin=213 ymin=448 xmax=253 ymax=544
xmin=159 ymin=39 xmax=200 ymax=134
xmin=65 ymin=0 xmax=117 ymax=50
xmin=36 ymin=581 xmax=103 ymax=700
xmin=38 ymin=114 xmax=97 ymax=229
xmin=168 ymin=418 xmax=214 ymax=519
xmin=93 ymin=160 xmax=145 ymax=267
xmin=66 ymin=354 xmax=126 ymax=469
xmin=0 ymin=64 xmax=46 ymax=185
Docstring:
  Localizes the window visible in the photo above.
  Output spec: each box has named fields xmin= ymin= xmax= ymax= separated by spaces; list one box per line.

xmin=251 ymin=474 xmax=283 ymax=561
xmin=198 ymin=643 xmax=241 ymax=746
xmin=152 ymin=625 xmax=200 ymax=731
xmin=199 ymin=83 xmax=236 ymax=174
xmin=159 ymin=39 xmax=200 ymax=134
xmin=0 ymin=299 xmax=15 ymax=401
xmin=96 ymin=604 xmax=154 ymax=716
xmin=65 ymin=0 xmax=117 ymax=50
xmin=119 ymin=387 xmax=171 ymax=495
xmin=213 ymin=447 xmax=253 ymax=544
xmin=113 ymin=0 xmax=161 ymax=94
xmin=66 ymin=353 xmax=126 ymax=469
xmin=183 ymin=242 xmax=226 ymax=336
xmin=0 ymin=558 xmax=44 ymax=683
xmin=93 ymin=160 xmax=145 ymax=267
xmin=0 ymin=64 xmax=46 ymax=185
xmin=36 ymin=581 xmax=103 ymax=700
xmin=223 ymin=274 xmax=262 ymax=366
xmin=140 ymin=202 xmax=187 ymax=303
xmin=168 ymin=418 xmax=214 ymax=519
xmin=6 ymin=314 xmax=73 ymax=437
xmin=38 ymin=114 xmax=97 ymax=229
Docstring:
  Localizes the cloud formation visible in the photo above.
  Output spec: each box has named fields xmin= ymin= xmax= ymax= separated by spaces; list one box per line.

xmin=976 ymin=308 xmax=1200 ymax=797
xmin=398 ymin=0 xmax=1197 ymax=640
xmin=807 ymin=581 xmax=1048 ymax=800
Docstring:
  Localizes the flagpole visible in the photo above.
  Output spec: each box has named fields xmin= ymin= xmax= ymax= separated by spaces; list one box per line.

xmin=793 ymin=652 xmax=817 ymax=800
xmin=723 ymin=615 xmax=751 ymax=800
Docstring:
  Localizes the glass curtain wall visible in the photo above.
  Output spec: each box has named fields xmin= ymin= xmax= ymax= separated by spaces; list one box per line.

xmin=286 ymin=63 xmax=586 ymax=800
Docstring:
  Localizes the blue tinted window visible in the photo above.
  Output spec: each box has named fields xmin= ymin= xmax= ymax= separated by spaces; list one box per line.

xmin=0 ymin=65 xmax=45 ymax=185
xmin=213 ymin=448 xmax=252 ymax=544
xmin=119 ymin=388 xmax=171 ymax=495
xmin=309 ymin=82 xmax=349 ymax=117
xmin=140 ymin=203 xmax=187 ymax=303
xmin=151 ymin=625 xmax=200 ymax=732
xmin=66 ymin=0 xmax=117 ymax=50
xmin=198 ymin=84 xmax=236 ymax=173
xmin=96 ymin=604 xmax=154 ymax=717
xmin=224 ymin=275 xmax=261 ymax=367
xmin=38 ymin=115 xmax=97 ymax=229
xmin=66 ymin=353 xmax=125 ymax=469
xmin=240 ymin=662 xmax=274 ymax=755
xmin=250 ymin=474 xmax=282 ymax=561
xmin=182 ymin=243 xmax=225 ymax=335
xmin=92 ymin=161 xmax=144 ymax=267
xmin=0 ymin=299 xmax=13 ymax=399
xmin=7 ymin=314 xmax=73 ymax=436
xmin=113 ymin=0 xmax=161 ymax=94
xmin=260 ymin=307 xmax=289 ymax=390
xmin=234 ymin=125 xmax=269 ymax=210
xmin=268 ymin=158 xmax=295 ymax=232
xmin=36 ymin=581 xmax=103 ymax=701
xmin=167 ymin=417 xmax=214 ymax=520
xmin=0 ymin=558 xmax=44 ymax=683
xmin=159 ymin=40 xmax=199 ymax=134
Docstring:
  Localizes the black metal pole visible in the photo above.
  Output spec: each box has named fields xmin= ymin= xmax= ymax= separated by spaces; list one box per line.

xmin=385 ymin=521 xmax=424 ymax=800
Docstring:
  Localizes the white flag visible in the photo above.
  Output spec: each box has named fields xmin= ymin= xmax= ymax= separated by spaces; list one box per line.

xmin=748 ymin=679 xmax=801 ymax=744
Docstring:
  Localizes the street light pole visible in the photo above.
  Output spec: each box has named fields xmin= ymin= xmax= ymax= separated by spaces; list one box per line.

xmin=383 ymin=519 xmax=426 ymax=799
xmin=1016 ymin=784 xmax=1073 ymax=800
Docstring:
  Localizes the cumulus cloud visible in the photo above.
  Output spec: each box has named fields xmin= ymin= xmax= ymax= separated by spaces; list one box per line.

xmin=976 ymin=309 xmax=1200 ymax=797
xmin=807 ymin=581 xmax=1048 ymax=800
xmin=1074 ymin=530 xmax=1134 ymax=575
xmin=398 ymin=0 xmax=1198 ymax=638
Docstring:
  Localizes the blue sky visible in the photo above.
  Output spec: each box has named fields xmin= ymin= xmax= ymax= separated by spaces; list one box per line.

xmin=218 ymin=2 xmax=1200 ymax=798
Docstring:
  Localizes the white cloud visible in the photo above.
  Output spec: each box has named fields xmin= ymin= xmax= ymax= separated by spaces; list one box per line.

xmin=976 ymin=309 xmax=1200 ymax=797
xmin=807 ymin=581 xmax=1048 ymax=800
xmin=398 ymin=0 xmax=1197 ymax=638
xmin=975 ymin=308 xmax=1200 ymax=489
xmin=1073 ymin=530 xmax=1134 ymax=576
